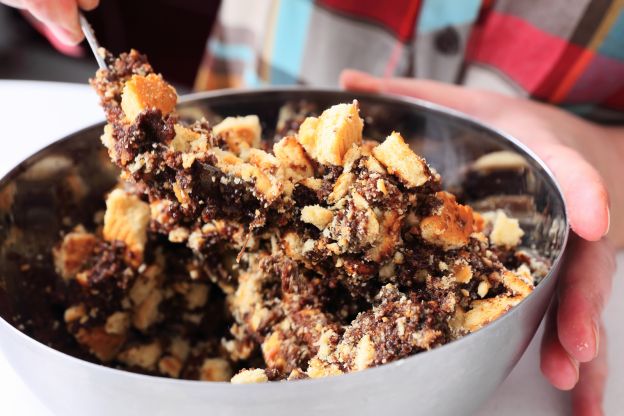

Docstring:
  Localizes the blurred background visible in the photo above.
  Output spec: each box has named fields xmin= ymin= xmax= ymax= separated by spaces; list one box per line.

xmin=0 ymin=0 xmax=221 ymax=91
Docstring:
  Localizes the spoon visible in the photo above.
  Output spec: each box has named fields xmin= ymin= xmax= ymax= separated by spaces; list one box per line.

xmin=79 ymin=13 xmax=107 ymax=70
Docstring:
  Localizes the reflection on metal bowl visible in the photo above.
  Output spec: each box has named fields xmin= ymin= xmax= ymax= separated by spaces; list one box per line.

xmin=0 ymin=89 xmax=568 ymax=416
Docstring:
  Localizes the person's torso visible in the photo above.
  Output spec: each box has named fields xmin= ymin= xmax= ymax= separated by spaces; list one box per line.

xmin=195 ymin=0 xmax=624 ymax=123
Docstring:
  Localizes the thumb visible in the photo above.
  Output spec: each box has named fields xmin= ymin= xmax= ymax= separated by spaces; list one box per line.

xmin=340 ymin=69 xmax=610 ymax=241
xmin=340 ymin=69 xmax=505 ymax=123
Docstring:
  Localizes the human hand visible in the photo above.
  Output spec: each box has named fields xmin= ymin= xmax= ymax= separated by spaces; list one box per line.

xmin=341 ymin=70 xmax=617 ymax=416
xmin=1 ymin=0 xmax=99 ymax=45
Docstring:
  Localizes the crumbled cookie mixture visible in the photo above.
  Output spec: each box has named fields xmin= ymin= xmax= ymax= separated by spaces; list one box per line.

xmin=48 ymin=50 xmax=546 ymax=382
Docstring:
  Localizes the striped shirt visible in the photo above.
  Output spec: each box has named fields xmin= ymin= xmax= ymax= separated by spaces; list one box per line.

xmin=194 ymin=0 xmax=624 ymax=123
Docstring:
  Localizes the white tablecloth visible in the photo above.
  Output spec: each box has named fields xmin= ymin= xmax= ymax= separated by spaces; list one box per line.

xmin=0 ymin=81 xmax=621 ymax=415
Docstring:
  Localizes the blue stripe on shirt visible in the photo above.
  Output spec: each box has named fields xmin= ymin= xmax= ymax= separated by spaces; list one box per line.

xmin=418 ymin=0 xmax=482 ymax=33
xmin=208 ymin=38 xmax=261 ymax=86
xmin=270 ymin=0 xmax=314 ymax=85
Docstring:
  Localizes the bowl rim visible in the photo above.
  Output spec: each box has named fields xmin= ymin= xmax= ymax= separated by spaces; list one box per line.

xmin=0 ymin=87 xmax=570 ymax=389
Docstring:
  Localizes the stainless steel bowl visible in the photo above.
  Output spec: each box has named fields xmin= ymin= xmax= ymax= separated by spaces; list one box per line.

xmin=0 ymin=89 xmax=568 ymax=416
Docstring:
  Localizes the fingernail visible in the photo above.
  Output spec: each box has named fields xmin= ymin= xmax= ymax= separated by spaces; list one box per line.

xmin=593 ymin=320 xmax=600 ymax=359
xmin=568 ymin=355 xmax=580 ymax=383
xmin=604 ymin=207 xmax=610 ymax=236
xmin=345 ymin=70 xmax=381 ymax=92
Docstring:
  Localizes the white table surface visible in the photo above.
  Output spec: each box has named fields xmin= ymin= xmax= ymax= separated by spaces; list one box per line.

xmin=0 ymin=80 xmax=621 ymax=416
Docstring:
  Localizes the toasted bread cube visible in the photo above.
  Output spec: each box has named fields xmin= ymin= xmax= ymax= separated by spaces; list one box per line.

xmin=273 ymin=136 xmax=313 ymax=180
xmin=103 ymin=189 xmax=151 ymax=266
xmin=117 ymin=342 xmax=162 ymax=370
xmin=75 ymin=326 xmax=125 ymax=362
xmin=484 ymin=210 xmax=525 ymax=248
xmin=158 ymin=356 xmax=183 ymax=378
xmin=297 ymin=101 xmax=363 ymax=166
xmin=247 ymin=148 xmax=280 ymax=172
xmin=200 ymin=358 xmax=233 ymax=382
xmin=372 ymin=132 xmax=429 ymax=188
xmin=462 ymin=295 xmax=522 ymax=332
xmin=231 ymin=368 xmax=269 ymax=384
xmin=105 ymin=312 xmax=130 ymax=335
xmin=501 ymin=270 xmax=533 ymax=297
xmin=170 ymin=124 xmax=208 ymax=154
xmin=121 ymin=74 xmax=177 ymax=122
xmin=213 ymin=115 xmax=261 ymax=154
xmin=132 ymin=289 xmax=163 ymax=331
xmin=420 ymin=192 xmax=474 ymax=250
xmin=307 ymin=357 xmax=344 ymax=379
xmin=353 ymin=334 xmax=375 ymax=371
xmin=327 ymin=172 xmax=354 ymax=204
xmin=211 ymin=148 xmax=280 ymax=202
xmin=301 ymin=205 xmax=333 ymax=230
xmin=53 ymin=228 xmax=98 ymax=280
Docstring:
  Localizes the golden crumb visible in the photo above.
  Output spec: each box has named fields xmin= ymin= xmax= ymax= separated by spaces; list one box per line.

xmin=354 ymin=334 xmax=375 ymax=371
xmin=121 ymin=74 xmax=177 ymax=122
xmin=420 ymin=192 xmax=475 ymax=250
xmin=273 ymin=136 xmax=314 ymax=180
xmin=75 ymin=326 xmax=125 ymax=362
xmin=117 ymin=342 xmax=162 ymax=370
xmin=64 ymin=304 xmax=86 ymax=323
xmin=213 ymin=115 xmax=262 ymax=154
xmin=231 ymin=368 xmax=269 ymax=384
xmin=200 ymin=358 xmax=233 ymax=382
xmin=53 ymin=228 xmax=97 ymax=280
xmin=105 ymin=311 xmax=130 ymax=335
xmin=158 ymin=355 xmax=183 ymax=378
xmin=103 ymin=189 xmax=151 ymax=267
xmin=485 ymin=210 xmax=525 ymax=248
xmin=297 ymin=101 xmax=363 ymax=166
xmin=461 ymin=296 xmax=522 ymax=332
xmin=301 ymin=205 xmax=334 ymax=230
xmin=327 ymin=172 xmax=354 ymax=204
xmin=372 ymin=132 xmax=429 ymax=188
xmin=132 ymin=289 xmax=163 ymax=331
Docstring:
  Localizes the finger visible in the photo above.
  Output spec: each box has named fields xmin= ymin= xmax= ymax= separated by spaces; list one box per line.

xmin=536 ymin=143 xmax=610 ymax=242
xmin=541 ymin=299 xmax=580 ymax=390
xmin=2 ymin=0 xmax=27 ymax=8
xmin=340 ymin=69 xmax=505 ymax=122
xmin=557 ymin=237 xmax=614 ymax=363
xmin=78 ymin=0 xmax=99 ymax=11
xmin=341 ymin=69 xmax=610 ymax=241
xmin=572 ymin=325 xmax=608 ymax=416
xmin=24 ymin=0 xmax=82 ymax=44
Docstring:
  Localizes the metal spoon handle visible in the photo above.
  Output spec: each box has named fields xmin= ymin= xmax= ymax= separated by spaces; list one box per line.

xmin=79 ymin=13 xmax=107 ymax=70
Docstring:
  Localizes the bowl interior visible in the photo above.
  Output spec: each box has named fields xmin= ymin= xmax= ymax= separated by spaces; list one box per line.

xmin=0 ymin=89 xmax=567 ymax=367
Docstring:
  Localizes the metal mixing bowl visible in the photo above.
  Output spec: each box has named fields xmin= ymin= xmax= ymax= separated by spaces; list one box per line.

xmin=0 ymin=89 xmax=568 ymax=416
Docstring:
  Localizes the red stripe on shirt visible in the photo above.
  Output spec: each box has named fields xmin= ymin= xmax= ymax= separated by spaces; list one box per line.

xmin=317 ymin=0 xmax=422 ymax=42
xmin=468 ymin=11 xmax=572 ymax=92
xmin=532 ymin=43 xmax=586 ymax=101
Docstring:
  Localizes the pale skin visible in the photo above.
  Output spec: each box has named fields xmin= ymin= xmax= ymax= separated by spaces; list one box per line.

xmin=341 ymin=69 xmax=620 ymax=416
xmin=2 ymin=1 xmax=619 ymax=414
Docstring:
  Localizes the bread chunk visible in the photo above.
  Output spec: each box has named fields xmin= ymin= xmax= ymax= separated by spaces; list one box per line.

xmin=372 ymin=132 xmax=429 ymax=188
xmin=420 ymin=192 xmax=474 ymax=250
xmin=103 ymin=189 xmax=151 ymax=266
xmin=53 ymin=228 xmax=98 ymax=280
xmin=485 ymin=210 xmax=525 ymax=248
xmin=301 ymin=205 xmax=333 ymax=230
xmin=273 ymin=136 xmax=313 ymax=180
xmin=213 ymin=115 xmax=261 ymax=154
xmin=121 ymin=74 xmax=177 ymax=122
xmin=231 ymin=368 xmax=269 ymax=384
xmin=200 ymin=358 xmax=233 ymax=381
xmin=297 ymin=101 xmax=363 ymax=166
